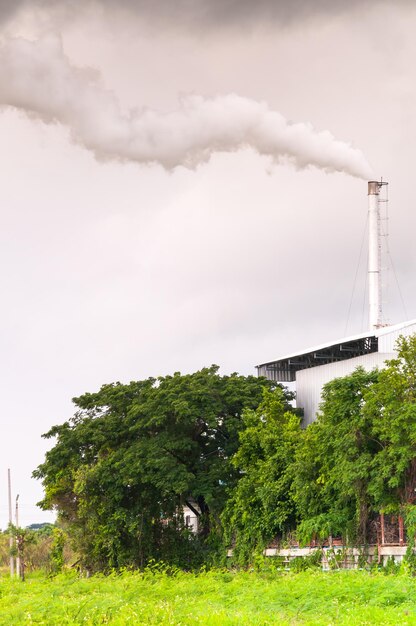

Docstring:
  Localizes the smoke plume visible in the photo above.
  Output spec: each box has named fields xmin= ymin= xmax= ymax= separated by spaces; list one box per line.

xmin=0 ymin=37 xmax=372 ymax=178
xmin=0 ymin=0 xmax=406 ymax=28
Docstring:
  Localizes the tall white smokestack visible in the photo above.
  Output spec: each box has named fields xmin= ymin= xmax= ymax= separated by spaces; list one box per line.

xmin=367 ymin=180 xmax=387 ymax=330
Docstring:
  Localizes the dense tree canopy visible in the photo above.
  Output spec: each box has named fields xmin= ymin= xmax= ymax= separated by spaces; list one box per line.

xmin=222 ymin=387 xmax=301 ymax=563
xmin=34 ymin=335 xmax=416 ymax=569
xmin=34 ymin=366 xmax=279 ymax=569
xmin=292 ymin=335 xmax=416 ymax=545
xmin=364 ymin=335 xmax=416 ymax=512
xmin=292 ymin=367 xmax=379 ymax=544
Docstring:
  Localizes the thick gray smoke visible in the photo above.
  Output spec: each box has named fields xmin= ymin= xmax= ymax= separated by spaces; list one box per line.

xmin=0 ymin=0 xmax=406 ymax=28
xmin=0 ymin=37 xmax=373 ymax=178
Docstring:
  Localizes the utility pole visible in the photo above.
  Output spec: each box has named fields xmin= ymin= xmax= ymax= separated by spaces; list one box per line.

xmin=8 ymin=469 xmax=14 ymax=577
xmin=15 ymin=494 xmax=20 ymax=578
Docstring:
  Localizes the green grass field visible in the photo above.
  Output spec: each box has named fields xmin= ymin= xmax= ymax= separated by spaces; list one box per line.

xmin=1 ymin=568 xmax=416 ymax=625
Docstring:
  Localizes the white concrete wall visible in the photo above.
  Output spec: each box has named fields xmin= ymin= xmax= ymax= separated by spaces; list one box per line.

xmin=263 ymin=545 xmax=408 ymax=568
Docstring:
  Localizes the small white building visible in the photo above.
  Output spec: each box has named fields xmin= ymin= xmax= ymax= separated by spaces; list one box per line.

xmin=183 ymin=505 xmax=199 ymax=533
xmin=257 ymin=319 xmax=416 ymax=426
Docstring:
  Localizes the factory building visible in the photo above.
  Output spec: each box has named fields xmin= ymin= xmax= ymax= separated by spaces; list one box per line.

xmin=257 ymin=319 xmax=416 ymax=426
xmin=257 ymin=181 xmax=416 ymax=425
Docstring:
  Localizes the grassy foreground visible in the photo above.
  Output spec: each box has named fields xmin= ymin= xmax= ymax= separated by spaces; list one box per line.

xmin=1 ymin=568 xmax=416 ymax=625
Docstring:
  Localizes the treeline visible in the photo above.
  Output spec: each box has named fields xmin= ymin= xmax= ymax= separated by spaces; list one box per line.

xmin=0 ymin=524 xmax=74 ymax=574
xmin=34 ymin=335 xmax=416 ymax=570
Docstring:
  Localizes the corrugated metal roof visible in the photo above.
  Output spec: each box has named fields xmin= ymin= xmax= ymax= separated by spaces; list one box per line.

xmin=256 ymin=318 xmax=416 ymax=376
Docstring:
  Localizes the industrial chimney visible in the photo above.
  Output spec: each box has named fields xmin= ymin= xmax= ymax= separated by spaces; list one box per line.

xmin=367 ymin=180 xmax=388 ymax=330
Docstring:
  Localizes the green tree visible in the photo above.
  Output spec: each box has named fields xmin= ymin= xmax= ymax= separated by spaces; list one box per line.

xmin=222 ymin=387 xmax=301 ymax=564
xmin=49 ymin=528 xmax=66 ymax=575
xmin=292 ymin=367 xmax=379 ymax=544
xmin=364 ymin=335 xmax=416 ymax=514
xmin=34 ymin=366 xmax=279 ymax=571
xmin=293 ymin=335 xmax=416 ymax=546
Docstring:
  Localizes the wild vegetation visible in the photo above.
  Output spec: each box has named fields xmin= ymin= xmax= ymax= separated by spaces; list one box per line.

xmin=0 ymin=525 xmax=74 ymax=575
xmin=32 ymin=335 xmax=416 ymax=570
xmin=2 ymin=568 xmax=416 ymax=625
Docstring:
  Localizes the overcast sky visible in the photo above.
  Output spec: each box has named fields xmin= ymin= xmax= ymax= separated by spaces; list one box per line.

xmin=0 ymin=1 xmax=415 ymax=528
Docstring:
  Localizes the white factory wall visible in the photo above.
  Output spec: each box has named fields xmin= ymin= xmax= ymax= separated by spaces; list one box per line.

xmin=295 ymin=320 xmax=416 ymax=426
xmin=296 ymin=352 xmax=394 ymax=427
xmin=378 ymin=321 xmax=416 ymax=352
